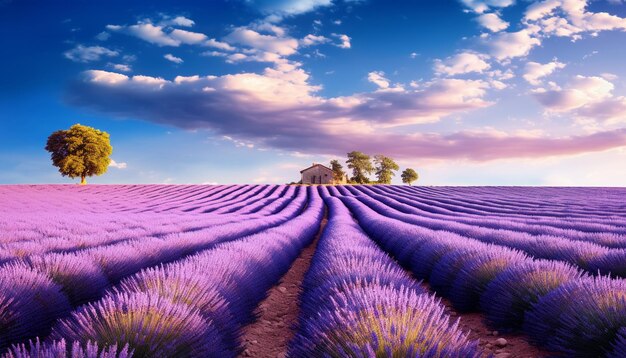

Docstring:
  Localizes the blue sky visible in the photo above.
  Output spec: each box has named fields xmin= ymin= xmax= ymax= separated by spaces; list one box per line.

xmin=1 ymin=0 xmax=626 ymax=185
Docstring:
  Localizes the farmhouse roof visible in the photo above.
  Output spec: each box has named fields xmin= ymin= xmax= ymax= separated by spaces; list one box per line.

xmin=300 ymin=163 xmax=333 ymax=173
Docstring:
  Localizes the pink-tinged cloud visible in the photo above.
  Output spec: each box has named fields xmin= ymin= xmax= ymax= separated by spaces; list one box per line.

xmin=523 ymin=0 xmax=626 ymax=40
xmin=533 ymin=75 xmax=626 ymax=124
xmin=65 ymin=70 xmax=626 ymax=161
xmin=263 ymin=128 xmax=626 ymax=161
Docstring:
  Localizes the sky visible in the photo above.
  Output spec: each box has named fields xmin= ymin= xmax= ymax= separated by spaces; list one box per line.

xmin=1 ymin=0 xmax=626 ymax=186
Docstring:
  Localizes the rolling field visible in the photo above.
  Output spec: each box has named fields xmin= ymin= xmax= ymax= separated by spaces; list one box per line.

xmin=1 ymin=185 xmax=626 ymax=357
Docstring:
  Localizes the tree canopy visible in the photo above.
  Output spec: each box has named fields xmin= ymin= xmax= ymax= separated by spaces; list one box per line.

xmin=401 ymin=168 xmax=419 ymax=185
xmin=330 ymin=159 xmax=346 ymax=183
xmin=346 ymin=151 xmax=374 ymax=184
xmin=374 ymin=155 xmax=399 ymax=184
xmin=45 ymin=124 xmax=112 ymax=185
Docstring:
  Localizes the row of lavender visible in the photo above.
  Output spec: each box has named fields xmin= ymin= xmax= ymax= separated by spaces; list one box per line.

xmin=0 ymin=185 xmax=298 ymax=262
xmin=3 ymin=184 xmax=626 ymax=357
xmin=347 ymin=186 xmax=626 ymax=277
xmin=395 ymin=186 xmax=626 ymax=219
xmin=367 ymin=186 xmax=626 ymax=242
xmin=1 ymin=185 xmax=228 ymax=215
xmin=290 ymin=191 xmax=481 ymax=357
xmin=0 ymin=185 xmax=309 ymax=355
xmin=335 ymin=186 xmax=626 ymax=357
xmin=360 ymin=186 xmax=626 ymax=237
xmin=5 ymin=187 xmax=324 ymax=357
xmin=3 ymin=185 xmax=494 ymax=358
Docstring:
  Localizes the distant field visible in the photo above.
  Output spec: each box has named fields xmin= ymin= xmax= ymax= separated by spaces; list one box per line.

xmin=1 ymin=185 xmax=626 ymax=357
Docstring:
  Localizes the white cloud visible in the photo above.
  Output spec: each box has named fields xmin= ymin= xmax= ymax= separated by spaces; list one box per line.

xmin=169 ymin=29 xmax=207 ymax=44
xmin=164 ymin=53 xmax=184 ymax=64
xmin=367 ymin=71 xmax=391 ymax=89
xmin=487 ymin=68 xmax=515 ymax=81
xmin=332 ymin=33 xmax=351 ymax=48
xmin=109 ymin=23 xmax=181 ymax=46
xmin=523 ymin=60 xmax=566 ymax=85
xmin=132 ymin=75 xmax=168 ymax=87
xmin=252 ymin=22 xmax=287 ymax=36
xmin=523 ymin=0 xmax=626 ymax=40
xmin=109 ymin=159 xmax=127 ymax=169
xmin=86 ymin=70 xmax=129 ymax=84
xmin=204 ymin=38 xmax=236 ymax=51
xmin=524 ymin=0 xmax=560 ymax=21
xmin=600 ymin=73 xmax=619 ymax=81
xmin=174 ymin=75 xmax=202 ymax=84
xmin=109 ymin=63 xmax=132 ymax=72
xmin=460 ymin=0 xmax=515 ymax=13
xmin=161 ymin=16 xmax=195 ymax=27
xmin=69 ymin=69 xmax=626 ymax=161
xmin=476 ymin=13 xmax=509 ymax=32
xmin=77 ymin=68 xmax=493 ymax=135
xmin=300 ymin=34 xmax=329 ymax=47
xmin=434 ymin=52 xmax=491 ymax=76
xmin=64 ymin=45 xmax=118 ymax=62
xmin=534 ymin=75 xmax=614 ymax=112
xmin=249 ymin=0 xmax=333 ymax=16
xmin=95 ymin=31 xmax=110 ymax=41
xmin=106 ymin=19 xmax=238 ymax=53
xmin=488 ymin=30 xmax=541 ymax=60
xmin=576 ymin=97 xmax=626 ymax=125
xmin=225 ymin=27 xmax=299 ymax=56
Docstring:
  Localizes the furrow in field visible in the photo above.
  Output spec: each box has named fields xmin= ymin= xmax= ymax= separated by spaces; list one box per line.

xmin=344 ymin=193 xmax=626 ymax=277
xmin=3 ymin=187 xmax=325 ymax=357
xmin=289 ymin=188 xmax=482 ymax=357
xmin=343 ymin=194 xmax=626 ymax=357
xmin=0 ymin=186 xmax=309 ymax=352
xmin=358 ymin=185 xmax=626 ymax=239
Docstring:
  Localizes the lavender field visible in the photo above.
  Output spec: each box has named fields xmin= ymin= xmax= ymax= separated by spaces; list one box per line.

xmin=2 ymin=185 xmax=626 ymax=357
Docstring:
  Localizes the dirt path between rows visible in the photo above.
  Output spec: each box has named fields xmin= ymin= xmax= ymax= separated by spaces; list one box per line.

xmin=237 ymin=208 xmax=552 ymax=358
xmin=421 ymin=282 xmax=556 ymax=358
xmin=237 ymin=214 xmax=327 ymax=358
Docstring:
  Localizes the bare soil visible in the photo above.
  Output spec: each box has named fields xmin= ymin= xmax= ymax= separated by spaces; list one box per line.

xmin=237 ymin=216 xmax=326 ymax=358
xmin=424 ymin=282 xmax=557 ymax=358
xmin=238 ymin=211 xmax=553 ymax=358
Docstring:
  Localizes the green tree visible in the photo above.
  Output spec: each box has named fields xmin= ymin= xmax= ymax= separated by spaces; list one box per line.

xmin=330 ymin=159 xmax=346 ymax=183
xmin=45 ymin=124 xmax=113 ymax=185
xmin=401 ymin=168 xmax=419 ymax=186
xmin=346 ymin=151 xmax=373 ymax=184
xmin=374 ymin=155 xmax=399 ymax=184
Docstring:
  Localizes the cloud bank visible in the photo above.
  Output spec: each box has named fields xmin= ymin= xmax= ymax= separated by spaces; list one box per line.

xmin=64 ymin=68 xmax=626 ymax=161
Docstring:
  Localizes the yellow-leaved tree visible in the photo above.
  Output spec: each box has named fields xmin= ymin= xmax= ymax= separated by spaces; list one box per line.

xmin=45 ymin=124 xmax=112 ymax=185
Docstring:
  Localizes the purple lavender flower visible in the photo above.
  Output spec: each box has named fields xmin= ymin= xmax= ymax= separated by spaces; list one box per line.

xmin=5 ymin=338 xmax=132 ymax=358
xmin=49 ymin=291 xmax=230 ymax=357
xmin=448 ymin=248 xmax=530 ymax=312
xmin=292 ymin=286 xmax=481 ymax=358
xmin=524 ymin=276 xmax=626 ymax=356
xmin=26 ymin=253 xmax=110 ymax=305
xmin=0 ymin=263 xmax=71 ymax=350
xmin=480 ymin=259 xmax=583 ymax=330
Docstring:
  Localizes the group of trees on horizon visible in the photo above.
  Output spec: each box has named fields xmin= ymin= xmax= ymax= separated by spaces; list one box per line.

xmin=330 ymin=151 xmax=418 ymax=185
xmin=45 ymin=124 xmax=419 ymax=186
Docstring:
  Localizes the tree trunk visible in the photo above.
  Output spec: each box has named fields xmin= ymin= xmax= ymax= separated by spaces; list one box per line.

xmin=80 ymin=175 xmax=87 ymax=185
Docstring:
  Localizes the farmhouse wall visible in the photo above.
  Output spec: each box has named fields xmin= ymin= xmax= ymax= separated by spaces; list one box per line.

xmin=301 ymin=165 xmax=333 ymax=184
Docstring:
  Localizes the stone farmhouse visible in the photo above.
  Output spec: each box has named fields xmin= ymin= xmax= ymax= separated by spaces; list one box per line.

xmin=300 ymin=163 xmax=347 ymax=185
